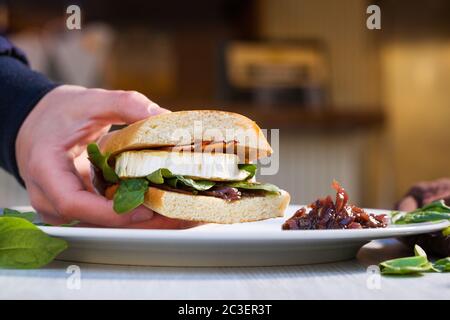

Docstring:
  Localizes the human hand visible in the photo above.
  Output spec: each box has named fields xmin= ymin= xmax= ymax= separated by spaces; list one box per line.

xmin=396 ymin=178 xmax=450 ymax=211
xmin=16 ymin=85 xmax=196 ymax=228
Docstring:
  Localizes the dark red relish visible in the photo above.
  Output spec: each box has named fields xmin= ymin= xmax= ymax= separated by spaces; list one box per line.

xmin=282 ymin=181 xmax=388 ymax=230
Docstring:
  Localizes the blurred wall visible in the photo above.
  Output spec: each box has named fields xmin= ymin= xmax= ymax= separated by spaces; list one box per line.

xmin=0 ymin=170 xmax=29 ymax=207
xmin=259 ymin=0 xmax=381 ymax=110
xmin=260 ymin=131 xmax=365 ymax=206
xmin=260 ymin=0 xmax=450 ymax=206
xmin=257 ymin=0 xmax=383 ymax=206
xmin=382 ymin=42 xmax=450 ymax=197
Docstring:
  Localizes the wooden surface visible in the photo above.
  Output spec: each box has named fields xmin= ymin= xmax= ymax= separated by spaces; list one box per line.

xmin=1 ymin=239 xmax=448 ymax=300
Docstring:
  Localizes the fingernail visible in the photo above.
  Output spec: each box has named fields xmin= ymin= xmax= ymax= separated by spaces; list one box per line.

xmin=147 ymin=103 xmax=170 ymax=115
xmin=131 ymin=210 xmax=153 ymax=222
xmin=158 ymin=107 xmax=171 ymax=114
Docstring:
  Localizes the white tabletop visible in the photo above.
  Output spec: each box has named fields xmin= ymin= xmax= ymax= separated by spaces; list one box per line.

xmin=1 ymin=238 xmax=448 ymax=300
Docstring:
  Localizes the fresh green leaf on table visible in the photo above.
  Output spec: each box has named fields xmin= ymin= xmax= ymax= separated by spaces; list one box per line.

xmin=379 ymin=245 xmax=433 ymax=275
xmin=414 ymin=243 xmax=427 ymax=258
xmin=379 ymin=244 xmax=450 ymax=275
xmin=391 ymin=200 xmax=450 ymax=262
xmin=2 ymin=208 xmax=37 ymax=223
xmin=380 ymin=257 xmax=432 ymax=275
xmin=113 ymin=179 xmax=149 ymax=214
xmin=433 ymin=257 xmax=450 ymax=272
xmin=87 ymin=143 xmax=119 ymax=183
xmin=0 ymin=217 xmax=68 ymax=269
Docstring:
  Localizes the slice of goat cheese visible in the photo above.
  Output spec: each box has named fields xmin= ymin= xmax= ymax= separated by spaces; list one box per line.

xmin=115 ymin=150 xmax=251 ymax=181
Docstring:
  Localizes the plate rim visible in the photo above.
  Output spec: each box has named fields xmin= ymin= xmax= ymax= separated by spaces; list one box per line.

xmin=6 ymin=205 xmax=450 ymax=242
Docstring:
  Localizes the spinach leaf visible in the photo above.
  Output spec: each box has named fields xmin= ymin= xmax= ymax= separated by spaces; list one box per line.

xmin=0 ymin=217 xmax=67 ymax=269
xmin=146 ymin=168 xmax=174 ymax=184
xmin=442 ymin=226 xmax=450 ymax=236
xmin=2 ymin=208 xmax=37 ymax=223
xmin=380 ymin=245 xmax=434 ymax=275
xmin=174 ymin=176 xmax=215 ymax=191
xmin=226 ymin=181 xmax=280 ymax=193
xmin=60 ymin=220 xmax=80 ymax=227
xmin=394 ymin=211 xmax=450 ymax=224
xmin=33 ymin=221 xmax=79 ymax=227
xmin=414 ymin=244 xmax=427 ymax=258
xmin=413 ymin=200 xmax=450 ymax=213
xmin=380 ymin=262 xmax=433 ymax=275
xmin=380 ymin=256 xmax=430 ymax=274
xmin=380 ymin=244 xmax=450 ymax=275
xmin=0 ymin=208 xmax=77 ymax=227
xmin=380 ymin=256 xmax=432 ymax=275
xmin=390 ymin=211 xmax=406 ymax=224
xmin=113 ymin=179 xmax=149 ymax=214
xmin=87 ymin=143 xmax=119 ymax=183
xmin=392 ymin=200 xmax=450 ymax=224
xmin=166 ymin=177 xmax=179 ymax=189
xmin=433 ymin=257 xmax=450 ymax=272
xmin=238 ymin=164 xmax=257 ymax=179
xmin=33 ymin=222 xmax=53 ymax=226
xmin=146 ymin=168 xmax=215 ymax=191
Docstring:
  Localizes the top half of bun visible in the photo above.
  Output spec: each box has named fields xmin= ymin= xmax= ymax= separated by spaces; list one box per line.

xmin=99 ymin=110 xmax=272 ymax=161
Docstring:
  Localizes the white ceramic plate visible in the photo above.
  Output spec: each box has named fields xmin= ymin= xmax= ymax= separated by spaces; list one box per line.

xmin=9 ymin=205 xmax=450 ymax=266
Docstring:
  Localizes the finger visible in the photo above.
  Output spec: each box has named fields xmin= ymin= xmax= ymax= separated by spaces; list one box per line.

xmin=397 ymin=196 xmax=418 ymax=211
xmin=68 ymin=125 xmax=112 ymax=155
xmin=74 ymin=150 xmax=95 ymax=191
xmin=33 ymin=153 xmax=154 ymax=227
xmin=27 ymin=182 xmax=58 ymax=217
xmin=39 ymin=213 xmax=68 ymax=226
xmin=27 ymin=184 xmax=78 ymax=225
xmin=123 ymin=212 xmax=203 ymax=229
xmin=58 ymin=122 xmax=111 ymax=152
xmin=39 ymin=212 xmax=97 ymax=227
xmin=86 ymin=89 xmax=169 ymax=124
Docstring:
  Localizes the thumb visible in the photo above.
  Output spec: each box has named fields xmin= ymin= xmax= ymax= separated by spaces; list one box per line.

xmin=91 ymin=89 xmax=170 ymax=124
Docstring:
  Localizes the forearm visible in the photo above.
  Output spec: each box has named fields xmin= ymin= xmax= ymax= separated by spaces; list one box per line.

xmin=0 ymin=44 xmax=58 ymax=184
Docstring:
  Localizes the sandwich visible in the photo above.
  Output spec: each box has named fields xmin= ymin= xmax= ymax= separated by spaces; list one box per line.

xmin=87 ymin=110 xmax=290 ymax=224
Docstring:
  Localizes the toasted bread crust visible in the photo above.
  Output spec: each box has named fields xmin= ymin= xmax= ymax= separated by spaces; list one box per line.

xmin=143 ymin=187 xmax=290 ymax=224
xmin=99 ymin=110 xmax=272 ymax=161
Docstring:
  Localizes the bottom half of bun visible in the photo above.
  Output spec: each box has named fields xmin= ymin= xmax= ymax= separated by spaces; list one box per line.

xmin=143 ymin=187 xmax=290 ymax=224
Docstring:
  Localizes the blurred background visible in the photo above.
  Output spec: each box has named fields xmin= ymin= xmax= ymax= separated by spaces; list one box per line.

xmin=0 ymin=0 xmax=449 ymax=209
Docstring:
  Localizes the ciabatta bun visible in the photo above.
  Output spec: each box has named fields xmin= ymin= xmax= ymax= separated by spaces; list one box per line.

xmin=143 ymin=187 xmax=290 ymax=224
xmin=91 ymin=110 xmax=290 ymax=224
xmin=99 ymin=110 xmax=272 ymax=161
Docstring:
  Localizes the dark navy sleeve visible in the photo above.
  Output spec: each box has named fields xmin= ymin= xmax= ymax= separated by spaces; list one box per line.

xmin=0 ymin=36 xmax=59 ymax=185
